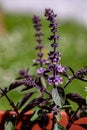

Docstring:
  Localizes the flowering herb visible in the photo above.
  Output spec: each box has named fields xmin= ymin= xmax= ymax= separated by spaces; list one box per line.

xmin=0 ymin=8 xmax=87 ymax=130
xmin=45 ymin=9 xmax=65 ymax=87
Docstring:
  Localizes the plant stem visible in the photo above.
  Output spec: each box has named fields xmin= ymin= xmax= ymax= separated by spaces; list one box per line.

xmin=0 ymin=88 xmax=19 ymax=115
xmin=64 ymin=76 xmax=74 ymax=89
xmin=66 ymin=104 xmax=82 ymax=129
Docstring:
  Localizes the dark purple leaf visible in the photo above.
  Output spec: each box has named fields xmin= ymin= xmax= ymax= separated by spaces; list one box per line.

xmin=9 ymin=81 xmax=25 ymax=91
xmin=21 ymin=87 xmax=32 ymax=92
xmin=40 ymin=105 xmax=52 ymax=112
xmin=80 ymin=111 xmax=87 ymax=118
xmin=66 ymin=93 xmax=86 ymax=105
xmin=79 ymin=124 xmax=87 ymax=129
xmin=35 ymin=77 xmax=43 ymax=88
xmin=41 ymin=98 xmax=51 ymax=105
xmin=18 ymin=92 xmax=34 ymax=108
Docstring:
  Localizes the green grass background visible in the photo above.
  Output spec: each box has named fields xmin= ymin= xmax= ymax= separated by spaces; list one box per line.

xmin=0 ymin=13 xmax=87 ymax=110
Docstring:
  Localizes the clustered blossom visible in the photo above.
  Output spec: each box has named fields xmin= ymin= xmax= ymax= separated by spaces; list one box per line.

xmin=48 ymin=51 xmax=61 ymax=64
xmin=33 ymin=9 xmax=65 ymax=86
xmin=45 ymin=8 xmax=65 ymax=86
xmin=33 ymin=58 xmax=49 ymax=65
xmin=48 ymin=64 xmax=65 ymax=73
xmin=48 ymin=75 xmax=63 ymax=85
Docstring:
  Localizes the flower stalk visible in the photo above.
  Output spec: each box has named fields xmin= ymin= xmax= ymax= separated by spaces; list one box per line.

xmin=45 ymin=8 xmax=65 ymax=88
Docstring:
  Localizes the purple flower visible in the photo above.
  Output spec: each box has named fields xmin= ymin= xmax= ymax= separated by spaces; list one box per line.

xmin=43 ymin=59 xmax=49 ymax=64
xmin=33 ymin=59 xmax=40 ymax=64
xmin=52 ymin=58 xmax=58 ymax=64
xmin=48 ymin=75 xmax=63 ymax=85
xmin=48 ymin=64 xmax=53 ymax=71
xmin=54 ymin=76 xmax=63 ymax=85
xmin=37 ymin=67 xmax=44 ymax=75
xmin=56 ymin=64 xmax=65 ymax=73
xmin=48 ymin=51 xmax=61 ymax=64
xmin=48 ymin=75 xmax=53 ymax=85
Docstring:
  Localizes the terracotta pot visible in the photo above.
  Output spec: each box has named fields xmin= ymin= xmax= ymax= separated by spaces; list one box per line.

xmin=0 ymin=110 xmax=68 ymax=130
xmin=68 ymin=117 xmax=87 ymax=130
xmin=0 ymin=110 xmax=87 ymax=130
xmin=60 ymin=111 xmax=87 ymax=130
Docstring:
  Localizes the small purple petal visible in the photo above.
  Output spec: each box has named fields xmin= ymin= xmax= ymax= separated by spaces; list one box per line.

xmin=53 ymin=76 xmax=63 ymax=85
xmin=48 ymin=75 xmax=63 ymax=85
xmin=56 ymin=64 xmax=65 ymax=73
xmin=37 ymin=67 xmax=44 ymax=74
xmin=53 ymin=58 xmax=57 ymax=64
xmin=48 ymin=75 xmax=53 ymax=85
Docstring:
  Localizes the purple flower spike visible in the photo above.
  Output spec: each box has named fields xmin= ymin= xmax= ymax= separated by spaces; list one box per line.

xmin=45 ymin=8 xmax=65 ymax=87
xmin=33 ymin=15 xmax=44 ymax=67
xmin=45 ymin=8 xmax=59 ymax=45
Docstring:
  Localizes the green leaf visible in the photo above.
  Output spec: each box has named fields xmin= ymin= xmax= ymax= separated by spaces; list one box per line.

xmin=41 ymin=77 xmax=47 ymax=88
xmin=30 ymin=109 xmax=39 ymax=121
xmin=58 ymin=123 xmax=66 ymax=130
xmin=57 ymin=87 xmax=65 ymax=106
xmin=55 ymin=114 xmax=62 ymax=122
xmin=53 ymin=123 xmax=66 ymax=130
xmin=4 ymin=114 xmax=16 ymax=130
xmin=52 ymin=88 xmax=64 ymax=108
xmin=4 ymin=121 xmax=15 ymax=130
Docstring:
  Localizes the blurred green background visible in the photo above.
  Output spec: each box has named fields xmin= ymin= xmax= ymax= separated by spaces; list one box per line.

xmin=0 ymin=12 xmax=87 ymax=110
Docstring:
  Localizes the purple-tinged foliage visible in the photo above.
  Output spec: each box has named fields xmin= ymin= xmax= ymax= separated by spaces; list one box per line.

xmin=66 ymin=93 xmax=86 ymax=106
xmin=0 ymin=8 xmax=87 ymax=130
